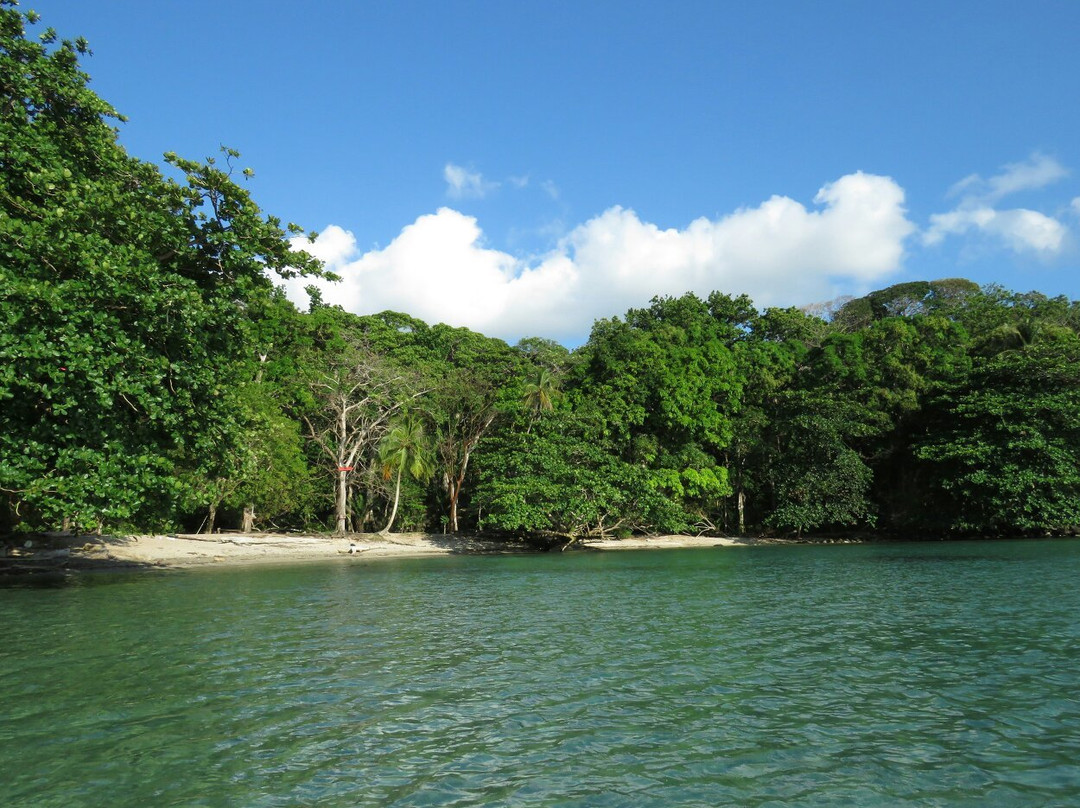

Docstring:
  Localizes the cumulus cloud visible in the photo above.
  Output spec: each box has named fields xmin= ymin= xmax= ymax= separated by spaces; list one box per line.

xmin=284 ymin=171 xmax=914 ymax=344
xmin=927 ymin=153 xmax=1069 ymax=253
xmin=295 ymin=224 xmax=357 ymax=266
xmin=443 ymin=163 xmax=498 ymax=199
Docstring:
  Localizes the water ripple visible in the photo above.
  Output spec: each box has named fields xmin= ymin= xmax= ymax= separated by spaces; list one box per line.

xmin=2 ymin=541 xmax=1080 ymax=806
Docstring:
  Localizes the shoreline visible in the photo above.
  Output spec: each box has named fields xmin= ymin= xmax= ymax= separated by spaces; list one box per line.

xmin=1 ymin=531 xmax=753 ymax=575
xmin=580 ymin=535 xmax=749 ymax=551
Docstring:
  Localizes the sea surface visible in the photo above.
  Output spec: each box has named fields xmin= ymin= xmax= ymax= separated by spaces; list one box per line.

xmin=2 ymin=540 xmax=1079 ymax=807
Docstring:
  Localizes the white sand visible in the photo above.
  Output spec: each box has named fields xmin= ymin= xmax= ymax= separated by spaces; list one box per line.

xmin=71 ymin=532 xmax=458 ymax=569
xmin=580 ymin=534 xmax=747 ymax=551
xmin=13 ymin=531 xmax=751 ymax=571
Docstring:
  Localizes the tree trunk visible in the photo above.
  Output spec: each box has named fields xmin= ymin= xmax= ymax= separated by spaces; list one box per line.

xmin=446 ymin=446 xmax=475 ymax=533
xmin=737 ymin=488 xmax=746 ymax=535
xmin=242 ymin=504 xmax=254 ymax=533
xmin=380 ymin=465 xmax=403 ymax=535
xmin=205 ymin=502 xmax=217 ymax=534
xmin=448 ymin=474 xmax=464 ymax=533
xmin=335 ymin=468 xmax=348 ymax=534
xmin=334 ymin=403 xmax=349 ymax=534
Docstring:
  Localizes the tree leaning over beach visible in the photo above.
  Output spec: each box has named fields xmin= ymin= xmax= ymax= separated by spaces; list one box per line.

xmin=0 ymin=3 xmax=324 ymax=532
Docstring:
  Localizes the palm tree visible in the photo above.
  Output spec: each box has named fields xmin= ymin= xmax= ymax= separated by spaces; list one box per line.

xmin=377 ymin=412 xmax=434 ymax=535
xmin=977 ymin=320 xmax=1038 ymax=356
xmin=521 ymin=368 xmax=561 ymax=432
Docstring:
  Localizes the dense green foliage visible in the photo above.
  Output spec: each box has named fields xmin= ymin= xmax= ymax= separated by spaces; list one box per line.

xmin=0 ymin=3 xmax=322 ymax=533
xmin=6 ymin=5 xmax=1080 ymax=540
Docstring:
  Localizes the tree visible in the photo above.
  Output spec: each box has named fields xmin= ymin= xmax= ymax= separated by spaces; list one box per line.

xmin=477 ymin=410 xmax=679 ymax=541
xmin=301 ymin=349 xmax=422 ymax=534
xmin=514 ymin=336 xmax=571 ymax=372
xmin=0 ymin=5 xmax=323 ymax=532
xmin=761 ymin=392 xmax=876 ymax=536
xmin=431 ymin=370 xmax=500 ymax=533
xmin=574 ymin=293 xmax=741 ymax=529
xmin=226 ymin=387 xmax=314 ymax=532
xmin=378 ymin=412 xmax=433 ymax=535
xmin=915 ymin=336 xmax=1080 ymax=534
xmin=749 ymin=328 xmax=881 ymax=535
xmin=831 ymin=278 xmax=980 ymax=331
xmin=521 ymin=367 xmax=561 ymax=431
xmin=397 ymin=323 xmax=524 ymax=533
xmin=723 ymin=309 xmax=810 ymax=533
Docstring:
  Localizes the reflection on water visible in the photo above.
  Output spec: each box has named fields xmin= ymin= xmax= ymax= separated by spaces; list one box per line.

xmin=2 ymin=540 xmax=1079 ymax=807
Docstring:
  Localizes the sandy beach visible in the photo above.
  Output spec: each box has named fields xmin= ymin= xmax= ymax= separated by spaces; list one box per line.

xmin=2 ymin=531 xmax=749 ymax=572
xmin=581 ymin=534 xmax=747 ymax=551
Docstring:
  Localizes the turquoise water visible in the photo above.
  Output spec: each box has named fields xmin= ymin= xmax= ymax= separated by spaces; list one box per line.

xmin=2 ymin=540 xmax=1079 ymax=807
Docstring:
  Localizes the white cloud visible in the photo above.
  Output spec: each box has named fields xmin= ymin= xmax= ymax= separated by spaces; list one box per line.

xmin=926 ymin=153 xmax=1070 ymax=254
xmin=284 ymin=171 xmax=914 ymax=344
xmin=986 ymin=153 xmax=1068 ymax=202
xmin=294 ymin=224 xmax=357 ymax=266
xmin=443 ymin=163 xmax=498 ymax=199
xmin=924 ymin=208 xmax=1065 ymax=253
xmin=948 ymin=153 xmax=1068 ymax=204
xmin=946 ymin=173 xmax=982 ymax=199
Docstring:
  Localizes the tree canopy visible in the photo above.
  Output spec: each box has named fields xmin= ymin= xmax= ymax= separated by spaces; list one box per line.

xmin=5 ymin=4 xmax=1080 ymax=542
xmin=0 ymin=3 xmax=321 ymax=531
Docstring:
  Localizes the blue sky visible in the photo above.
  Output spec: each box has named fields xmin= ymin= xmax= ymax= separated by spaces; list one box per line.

xmin=29 ymin=0 xmax=1080 ymax=344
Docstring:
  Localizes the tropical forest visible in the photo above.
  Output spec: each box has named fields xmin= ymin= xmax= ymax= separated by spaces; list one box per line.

xmin=4 ymin=4 xmax=1080 ymax=544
